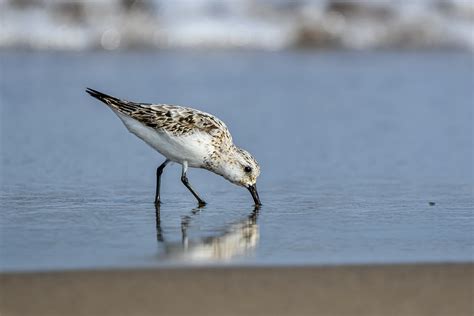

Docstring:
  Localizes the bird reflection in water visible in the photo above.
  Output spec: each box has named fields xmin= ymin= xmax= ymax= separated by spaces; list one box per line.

xmin=155 ymin=205 xmax=259 ymax=262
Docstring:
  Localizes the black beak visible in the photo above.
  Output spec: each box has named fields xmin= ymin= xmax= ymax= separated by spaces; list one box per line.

xmin=247 ymin=184 xmax=262 ymax=206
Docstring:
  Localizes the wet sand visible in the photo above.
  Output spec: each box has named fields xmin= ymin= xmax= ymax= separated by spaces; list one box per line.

xmin=1 ymin=263 xmax=472 ymax=316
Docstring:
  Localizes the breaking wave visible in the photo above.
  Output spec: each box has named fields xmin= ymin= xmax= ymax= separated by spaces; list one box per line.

xmin=1 ymin=0 xmax=473 ymax=51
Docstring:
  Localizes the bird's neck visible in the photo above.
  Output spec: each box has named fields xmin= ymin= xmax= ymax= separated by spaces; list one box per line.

xmin=208 ymin=145 xmax=239 ymax=179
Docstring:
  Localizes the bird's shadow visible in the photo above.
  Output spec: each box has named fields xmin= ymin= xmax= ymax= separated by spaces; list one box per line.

xmin=154 ymin=204 xmax=260 ymax=262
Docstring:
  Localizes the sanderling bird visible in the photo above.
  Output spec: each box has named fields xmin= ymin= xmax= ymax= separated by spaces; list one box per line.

xmin=86 ymin=88 xmax=261 ymax=206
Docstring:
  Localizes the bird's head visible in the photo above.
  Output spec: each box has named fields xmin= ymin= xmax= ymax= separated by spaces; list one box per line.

xmin=216 ymin=147 xmax=261 ymax=205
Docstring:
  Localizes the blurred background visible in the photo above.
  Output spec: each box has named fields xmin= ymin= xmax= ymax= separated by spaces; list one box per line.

xmin=1 ymin=0 xmax=473 ymax=51
xmin=0 ymin=0 xmax=473 ymax=272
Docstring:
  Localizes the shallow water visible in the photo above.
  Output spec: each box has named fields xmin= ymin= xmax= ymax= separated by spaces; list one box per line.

xmin=1 ymin=51 xmax=473 ymax=271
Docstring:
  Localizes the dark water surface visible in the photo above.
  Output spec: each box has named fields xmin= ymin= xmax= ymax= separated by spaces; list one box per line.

xmin=1 ymin=51 xmax=473 ymax=271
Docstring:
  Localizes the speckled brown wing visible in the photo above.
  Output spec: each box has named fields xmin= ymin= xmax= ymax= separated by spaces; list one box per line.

xmin=130 ymin=104 xmax=232 ymax=140
xmin=86 ymin=88 xmax=233 ymax=142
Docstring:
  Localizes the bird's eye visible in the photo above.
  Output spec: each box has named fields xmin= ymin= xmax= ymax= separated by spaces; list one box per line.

xmin=244 ymin=166 xmax=252 ymax=173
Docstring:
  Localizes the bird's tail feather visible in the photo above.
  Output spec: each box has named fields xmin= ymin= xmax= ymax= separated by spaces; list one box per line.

xmin=85 ymin=88 xmax=120 ymax=104
xmin=85 ymin=88 xmax=138 ymax=114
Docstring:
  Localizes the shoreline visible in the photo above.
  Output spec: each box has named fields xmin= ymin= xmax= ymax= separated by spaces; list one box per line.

xmin=1 ymin=263 xmax=473 ymax=316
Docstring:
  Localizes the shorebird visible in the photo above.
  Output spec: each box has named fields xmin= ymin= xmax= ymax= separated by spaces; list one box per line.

xmin=86 ymin=88 xmax=261 ymax=206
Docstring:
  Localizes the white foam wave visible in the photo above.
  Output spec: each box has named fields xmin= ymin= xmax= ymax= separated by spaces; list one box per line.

xmin=0 ymin=0 xmax=472 ymax=51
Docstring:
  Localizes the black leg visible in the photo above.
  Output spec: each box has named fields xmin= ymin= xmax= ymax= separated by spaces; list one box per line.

xmin=155 ymin=159 xmax=169 ymax=205
xmin=181 ymin=163 xmax=206 ymax=207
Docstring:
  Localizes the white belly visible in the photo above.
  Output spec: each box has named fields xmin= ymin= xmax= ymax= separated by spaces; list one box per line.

xmin=115 ymin=111 xmax=211 ymax=167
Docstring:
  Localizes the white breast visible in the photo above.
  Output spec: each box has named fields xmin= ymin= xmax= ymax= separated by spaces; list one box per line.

xmin=114 ymin=111 xmax=212 ymax=167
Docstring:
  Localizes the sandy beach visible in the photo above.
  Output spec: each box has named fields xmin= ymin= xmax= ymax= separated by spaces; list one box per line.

xmin=1 ymin=263 xmax=472 ymax=316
